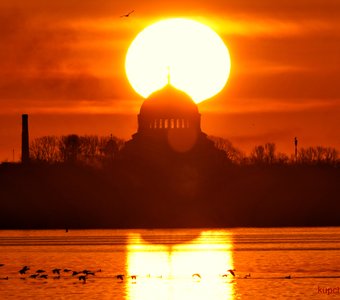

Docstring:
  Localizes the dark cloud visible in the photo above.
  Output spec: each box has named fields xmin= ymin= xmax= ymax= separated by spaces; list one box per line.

xmin=221 ymin=71 xmax=340 ymax=101
xmin=1 ymin=0 xmax=339 ymax=21
xmin=0 ymin=7 xmax=134 ymax=109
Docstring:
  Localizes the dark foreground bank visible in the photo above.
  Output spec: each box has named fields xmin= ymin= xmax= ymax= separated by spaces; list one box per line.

xmin=0 ymin=162 xmax=339 ymax=229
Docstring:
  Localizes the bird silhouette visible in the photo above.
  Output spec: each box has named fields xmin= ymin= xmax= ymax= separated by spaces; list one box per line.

xmin=78 ymin=275 xmax=87 ymax=283
xmin=39 ymin=274 xmax=48 ymax=279
xmin=29 ymin=274 xmax=39 ymax=279
xmin=82 ymin=269 xmax=95 ymax=276
xmin=244 ymin=273 xmax=251 ymax=279
xmin=72 ymin=271 xmax=80 ymax=276
xmin=52 ymin=268 xmax=61 ymax=275
xmin=192 ymin=273 xmax=201 ymax=281
xmin=284 ymin=275 xmax=291 ymax=279
xmin=228 ymin=269 xmax=236 ymax=277
xmin=19 ymin=266 xmax=30 ymax=275
xmin=0 ymin=264 xmax=4 ymax=267
xmin=36 ymin=269 xmax=46 ymax=274
xmin=116 ymin=274 xmax=124 ymax=281
xmin=120 ymin=10 xmax=134 ymax=18
xmin=63 ymin=269 xmax=72 ymax=273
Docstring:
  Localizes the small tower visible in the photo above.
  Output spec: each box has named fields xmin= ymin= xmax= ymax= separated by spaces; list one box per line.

xmin=294 ymin=137 xmax=298 ymax=161
xmin=21 ymin=114 xmax=30 ymax=164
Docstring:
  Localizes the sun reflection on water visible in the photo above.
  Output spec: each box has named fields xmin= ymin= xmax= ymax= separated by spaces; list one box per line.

xmin=127 ymin=230 xmax=235 ymax=300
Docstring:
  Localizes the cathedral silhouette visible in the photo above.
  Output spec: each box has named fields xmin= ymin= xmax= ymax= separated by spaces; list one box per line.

xmin=121 ymin=82 xmax=225 ymax=164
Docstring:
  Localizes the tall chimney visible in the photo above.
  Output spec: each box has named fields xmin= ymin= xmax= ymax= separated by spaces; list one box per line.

xmin=21 ymin=114 xmax=30 ymax=163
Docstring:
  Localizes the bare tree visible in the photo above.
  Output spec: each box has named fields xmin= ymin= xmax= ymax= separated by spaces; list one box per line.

xmin=80 ymin=135 xmax=100 ymax=164
xmin=323 ymin=147 xmax=338 ymax=164
xmin=276 ymin=152 xmax=289 ymax=164
xmin=59 ymin=134 xmax=81 ymax=163
xmin=298 ymin=146 xmax=339 ymax=165
xmin=264 ymin=143 xmax=276 ymax=164
xmin=250 ymin=143 xmax=279 ymax=164
xmin=30 ymin=136 xmax=61 ymax=162
xmin=208 ymin=136 xmax=245 ymax=164
xmin=250 ymin=145 xmax=265 ymax=164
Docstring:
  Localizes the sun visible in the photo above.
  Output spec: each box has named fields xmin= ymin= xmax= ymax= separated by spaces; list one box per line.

xmin=125 ymin=18 xmax=231 ymax=103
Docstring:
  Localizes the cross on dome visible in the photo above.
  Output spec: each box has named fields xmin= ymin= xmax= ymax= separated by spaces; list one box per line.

xmin=167 ymin=66 xmax=171 ymax=85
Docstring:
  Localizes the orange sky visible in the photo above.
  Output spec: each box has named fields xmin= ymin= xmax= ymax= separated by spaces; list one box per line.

xmin=0 ymin=0 xmax=339 ymax=161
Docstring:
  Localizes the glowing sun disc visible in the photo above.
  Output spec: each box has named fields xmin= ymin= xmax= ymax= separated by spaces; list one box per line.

xmin=125 ymin=18 xmax=231 ymax=103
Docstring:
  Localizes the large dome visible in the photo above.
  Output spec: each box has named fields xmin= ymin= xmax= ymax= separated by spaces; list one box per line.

xmin=140 ymin=85 xmax=199 ymax=118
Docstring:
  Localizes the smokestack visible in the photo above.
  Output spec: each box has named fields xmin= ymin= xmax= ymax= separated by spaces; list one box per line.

xmin=21 ymin=114 xmax=30 ymax=163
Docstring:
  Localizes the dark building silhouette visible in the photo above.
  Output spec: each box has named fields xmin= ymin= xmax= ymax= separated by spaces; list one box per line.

xmin=121 ymin=84 xmax=225 ymax=164
xmin=294 ymin=137 xmax=298 ymax=161
xmin=21 ymin=114 xmax=30 ymax=164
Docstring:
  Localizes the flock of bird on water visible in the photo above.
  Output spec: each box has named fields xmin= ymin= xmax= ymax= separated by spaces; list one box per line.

xmin=0 ymin=264 xmax=267 ymax=284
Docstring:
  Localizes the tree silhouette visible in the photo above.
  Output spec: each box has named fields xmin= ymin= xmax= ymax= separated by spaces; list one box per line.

xmin=100 ymin=136 xmax=118 ymax=163
xmin=208 ymin=136 xmax=245 ymax=164
xmin=28 ymin=134 xmax=339 ymax=167
xmin=30 ymin=136 xmax=60 ymax=162
xmin=250 ymin=145 xmax=265 ymax=164
xmin=250 ymin=143 xmax=279 ymax=164
xmin=30 ymin=134 xmax=124 ymax=166
xmin=80 ymin=135 xmax=101 ymax=165
xmin=59 ymin=134 xmax=81 ymax=163
xmin=298 ymin=146 xmax=338 ymax=165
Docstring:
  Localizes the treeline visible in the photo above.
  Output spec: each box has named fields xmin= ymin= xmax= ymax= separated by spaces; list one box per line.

xmin=209 ymin=136 xmax=339 ymax=166
xmin=29 ymin=134 xmax=339 ymax=167
xmin=30 ymin=134 xmax=124 ymax=166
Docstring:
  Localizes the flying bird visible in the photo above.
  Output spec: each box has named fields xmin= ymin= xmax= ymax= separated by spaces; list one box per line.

xmin=39 ymin=274 xmax=48 ymax=279
xmin=82 ymin=270 xmax=95 ymax=276
xmin=120 ymin=10 xmax=134 ymax=18
xmin=116 ymin=274 xmax=124 ymax=281
xmin=78 ymin=275 xmax=87 ymax=283
xmin=52 ymin=268 xmax=61 ymax=275
xmin=19 ymin=266 xmax=30 ymax=275
xmin=192 ymin=273 xmax=201 ymax=281
xmin=36 ymin=269 xmax=46 ymax=274
xmin=228 ymin=269 xmax=236 ymax=277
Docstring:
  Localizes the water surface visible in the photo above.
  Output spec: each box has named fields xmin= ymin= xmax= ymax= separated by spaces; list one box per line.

xmin=0 ymin=228 xmax=339 ymax=299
